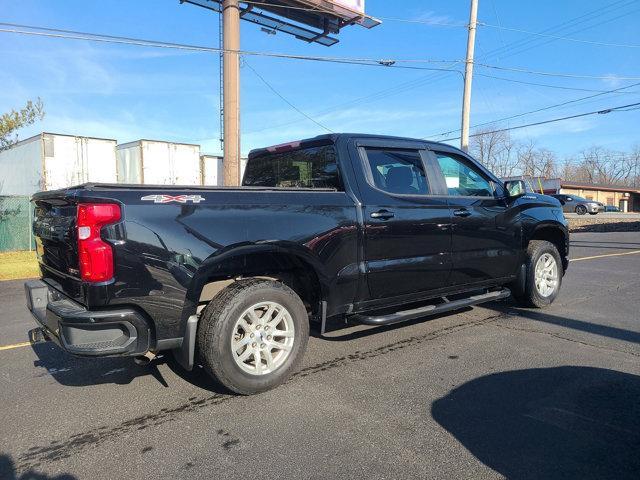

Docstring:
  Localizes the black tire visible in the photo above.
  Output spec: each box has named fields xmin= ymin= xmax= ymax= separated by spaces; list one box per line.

xmin=575 ymin=205 xmax=587 ymax=215
xmin=589 ymin=212 xmax=598 ymax=215
xmin=510 ymin=240 xmax=563 ymax=308
xmin=197 ymin=278 xmax=309 ymax=395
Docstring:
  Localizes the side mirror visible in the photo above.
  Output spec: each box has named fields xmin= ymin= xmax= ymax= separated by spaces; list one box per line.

xmin=504 ymin=180 xmax=526 ymax=198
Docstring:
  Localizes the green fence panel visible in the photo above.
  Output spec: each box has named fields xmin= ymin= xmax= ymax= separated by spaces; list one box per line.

xmin=0 ymin=196 xmax=33 ymax=252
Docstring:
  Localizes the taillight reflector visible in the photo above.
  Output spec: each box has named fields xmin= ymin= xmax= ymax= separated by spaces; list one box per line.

xmin=77 ymin=203 xmax=121 ymax=283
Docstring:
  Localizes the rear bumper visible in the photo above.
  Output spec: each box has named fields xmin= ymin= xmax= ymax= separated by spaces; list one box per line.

xmin=25 ymin=279 xmax=151 ymax=357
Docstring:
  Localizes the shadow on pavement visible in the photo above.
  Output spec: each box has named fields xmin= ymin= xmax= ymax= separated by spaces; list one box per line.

xmin=31 ymin=342 xmax=169 ymax=388
xmin=163 ymin=355 xmax=232 ymax=394
xmin=0 ymin=454 xmax=77 ymax=480
xmin=32 ymin=341 xmax=232 ymax=394
xmin=432 ymin=366 xmax=640 ymax=480
xmin=486 ymin=301 xmax=640 ymax=344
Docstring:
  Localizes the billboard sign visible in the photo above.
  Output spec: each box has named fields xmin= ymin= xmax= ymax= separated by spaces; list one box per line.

xmin=332 ymin=0 xmax=365 ymax=14
xmin=182 ymin=0 xmax=379 ymax=46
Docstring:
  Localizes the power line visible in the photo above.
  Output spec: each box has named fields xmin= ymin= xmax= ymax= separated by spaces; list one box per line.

xmin=428 ymin=80 xmax=640 ymax=138
xmin=252 ymin=0 xmax=640 ymax=137
xmin=322 ymin=0 xmax=640 ymax=133
xmin=0 ymin=22 xmax=459 ymax=68
xmin=475 ymin=63 xmax=640 ymax=80
xmin=475 ymin=73 xmax=640 ymax=94
xmin=246 ymin=62 xmax=465 ymax=135
xmin=436 ymin=101 xmax=640 ymax=142
xmin=2 ymin=5 xmax=638 ymax=142
xmin=4 ymin=22 xmax=640 ymax=81
xmin=311 ymin=0 xmax=640 ymax=134
xmin=479 ymin=21 xmax=640 ymax=48
xmin=473 ymin=0 xmax=639 ymax=61
xmin=243 ymin=60 xmax=333 ymax=133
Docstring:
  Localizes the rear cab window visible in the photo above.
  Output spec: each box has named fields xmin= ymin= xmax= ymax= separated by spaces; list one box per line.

xmin=243 ymin=145 xmax=342 ymax=190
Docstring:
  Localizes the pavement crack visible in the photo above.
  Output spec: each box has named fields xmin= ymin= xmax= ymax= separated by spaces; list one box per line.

xmin=492 ymin=322 xmax=640 ymax=358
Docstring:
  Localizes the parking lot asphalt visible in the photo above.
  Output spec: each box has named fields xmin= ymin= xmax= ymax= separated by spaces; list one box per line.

xmin=1 ymin=231 xmax=639 ymax=480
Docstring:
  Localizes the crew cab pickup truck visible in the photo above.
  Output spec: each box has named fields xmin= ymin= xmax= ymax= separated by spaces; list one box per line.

xmin=25 ymin=134 xmax=569 ymax=394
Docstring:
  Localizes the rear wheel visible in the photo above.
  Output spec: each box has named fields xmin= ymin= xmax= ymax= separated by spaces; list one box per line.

xmin=510 ymin=240 xmax=563 ymax=308
xmin=197 ymin=278 xmax=309 ymax=395
xmin=575 ymin=205 xmax=587 ymax=215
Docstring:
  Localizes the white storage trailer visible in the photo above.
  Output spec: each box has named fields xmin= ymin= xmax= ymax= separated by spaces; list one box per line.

xmin=201 ymin=154 xmax=248 ymax=186
xmin=0 ymin=133 xmax=117 ymax=196
xmin=117 ymin=140 xmax=201 ymax=185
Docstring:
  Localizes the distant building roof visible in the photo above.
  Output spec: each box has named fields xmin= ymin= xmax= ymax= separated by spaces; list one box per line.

xmin=560 ymin=181 xmax=640 ymax=194
xmin=500 ymin=176 xmax=640 ymax=194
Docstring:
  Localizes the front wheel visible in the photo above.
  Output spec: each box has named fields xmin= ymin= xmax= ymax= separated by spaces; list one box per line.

xmin=197 ymin=278 xmax=309 ymax=395
xmin=510 ymin=240 xmax=563 ymax=308
xmin=575 ymin=205 xmax=587 ymax=215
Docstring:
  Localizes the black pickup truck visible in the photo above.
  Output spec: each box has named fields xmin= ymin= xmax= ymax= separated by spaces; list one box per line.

xmin=25 ymin=134 xmax=569 ymax=394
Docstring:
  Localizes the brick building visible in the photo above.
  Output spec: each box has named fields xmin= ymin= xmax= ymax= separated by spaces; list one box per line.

xmin=540 ymin=179 xmax=640 ymax=212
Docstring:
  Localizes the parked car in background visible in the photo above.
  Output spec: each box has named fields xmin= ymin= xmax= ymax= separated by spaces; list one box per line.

xmin=551 ymin=194 xmax=602 ymax=215
xmin=604 ymin=205 xmax=621 ymax=212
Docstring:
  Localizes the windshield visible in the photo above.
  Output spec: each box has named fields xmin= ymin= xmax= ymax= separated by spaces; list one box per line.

xmin=243 ymin=145 xmax=341 ymax=190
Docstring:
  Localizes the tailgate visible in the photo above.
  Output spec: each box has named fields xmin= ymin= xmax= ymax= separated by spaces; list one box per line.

xmin=32 ymin=186 xmax=126 ymax=307
xmin=33 ymin=196 xmax=80 ymax=280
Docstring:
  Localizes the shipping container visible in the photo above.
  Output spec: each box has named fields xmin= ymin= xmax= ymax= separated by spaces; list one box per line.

xmin=200 ymin=154 xmax=248 ymax=186
xmin=0 ymin=133 xmax=117 ymax=196
xmin=117 ymin=140 xmax=201 ymax=185
xmin=200 ymin=154 xmax=223 ymax=186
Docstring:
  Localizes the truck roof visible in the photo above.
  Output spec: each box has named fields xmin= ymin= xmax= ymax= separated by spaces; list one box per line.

xmin=248 ymin=133 xmax=459 ymax=159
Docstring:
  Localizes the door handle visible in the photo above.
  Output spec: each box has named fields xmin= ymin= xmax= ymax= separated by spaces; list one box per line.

xmin=370 ymin=209 xmax=395 ymax=220
xmin=453 ymin=208 xmax=471 ymax=218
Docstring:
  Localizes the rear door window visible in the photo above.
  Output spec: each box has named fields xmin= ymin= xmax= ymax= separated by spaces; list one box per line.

xmin=362 ymin=148 xmax=429 ymax=195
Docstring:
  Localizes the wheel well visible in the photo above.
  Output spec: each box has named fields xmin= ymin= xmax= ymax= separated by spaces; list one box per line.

xmin=196 ymin=252 xmax=322 ymax=319
xmin=530 ymin=227 xmax=567 ymax=261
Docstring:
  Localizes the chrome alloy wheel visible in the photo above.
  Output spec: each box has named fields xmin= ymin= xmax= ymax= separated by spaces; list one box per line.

xmin=230 ymin=301 xmax=295 ymax=375
xmin=534 ymin=253 xmax=559 ymax=297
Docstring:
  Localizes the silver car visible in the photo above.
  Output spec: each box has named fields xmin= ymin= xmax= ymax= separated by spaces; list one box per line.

xmin=551 ymin=194 xmax=602 ymax=215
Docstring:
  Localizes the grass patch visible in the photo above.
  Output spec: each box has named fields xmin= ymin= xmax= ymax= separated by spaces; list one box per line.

xmin=0 ymin=251 xmax=39 ymax=281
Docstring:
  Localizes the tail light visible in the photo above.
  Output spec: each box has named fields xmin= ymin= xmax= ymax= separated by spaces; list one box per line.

xmin=77 ymin=203 xmax=121 ymax=282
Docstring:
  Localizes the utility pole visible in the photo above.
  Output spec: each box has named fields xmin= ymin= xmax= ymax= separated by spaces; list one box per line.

xmin=222 ymin=0 xmax=241 ymax=186
xmin=460 ymin=0 xmax=478 ymax=153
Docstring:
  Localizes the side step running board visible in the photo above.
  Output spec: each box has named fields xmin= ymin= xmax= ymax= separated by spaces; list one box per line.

xmin=351 ymin=288 xmax=511 ymax=327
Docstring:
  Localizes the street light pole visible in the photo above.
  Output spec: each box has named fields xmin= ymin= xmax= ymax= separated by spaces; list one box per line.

xmin=460 ymin=0 xmax=478 ymax=153
xmin=222 ymin=0 xmax=241 ymax=186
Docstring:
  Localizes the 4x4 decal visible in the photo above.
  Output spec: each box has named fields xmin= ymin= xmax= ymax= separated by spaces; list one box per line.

xmin=141 ymin=194 xmax=205 ymax=204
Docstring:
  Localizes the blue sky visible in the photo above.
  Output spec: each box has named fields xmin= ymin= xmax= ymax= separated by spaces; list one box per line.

xmin=1 ymin=0 xmax=639 ymax=157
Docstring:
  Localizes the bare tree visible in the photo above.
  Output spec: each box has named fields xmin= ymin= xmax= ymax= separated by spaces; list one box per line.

xmin=470 ymin=127 xmax=519 ymax=177
xmin=469 ymin=125 xmax=638 ymax=187
xmin=513 ymin=140 xmax=557 ymax=179
xmin=629 ymin=145 xmax=640 ymax=188
xmin=577 ymin=147 xmax=633 ymax=185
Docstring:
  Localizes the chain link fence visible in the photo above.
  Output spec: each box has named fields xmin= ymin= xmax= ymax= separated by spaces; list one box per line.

xmin=0 ymin=196 xmax=33 ymax=252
